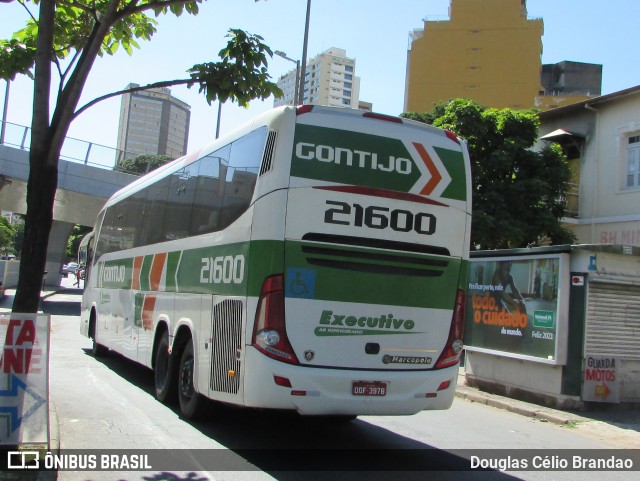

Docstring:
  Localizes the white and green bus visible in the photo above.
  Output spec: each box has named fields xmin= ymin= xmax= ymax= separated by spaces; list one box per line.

xmin=80 ymin=105 xmax=471 ymax=420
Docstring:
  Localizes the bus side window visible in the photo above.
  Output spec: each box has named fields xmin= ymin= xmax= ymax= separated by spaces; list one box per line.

xmin=189 ymin=147 xmax=228 ymax=236
xmin=121 ymin=190 xmax=145 ymax=249
xmin=140 ymin=177 xmax=170 ymax=246
xmin=217 ymin=128 xmax=265 ymax=230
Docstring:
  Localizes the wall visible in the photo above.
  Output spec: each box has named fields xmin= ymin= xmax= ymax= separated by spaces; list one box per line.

xmin=539 ymin=91 xmax=640 ymax=247
xmin=0 ymin=260 xmax=20 ymax=288
xmin=405 ymin=0 xmax=543 ymax=111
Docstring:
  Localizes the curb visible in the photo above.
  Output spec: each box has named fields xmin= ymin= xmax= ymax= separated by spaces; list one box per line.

xmin=455 ymin=383 xmax=588 ymax=426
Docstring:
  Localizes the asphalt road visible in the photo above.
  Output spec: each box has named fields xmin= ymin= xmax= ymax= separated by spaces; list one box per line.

xmin=1 ymin=280 xmax=639 ymax=480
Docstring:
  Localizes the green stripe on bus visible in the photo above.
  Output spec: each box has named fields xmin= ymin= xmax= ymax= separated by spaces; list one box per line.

xmin=97 ymin=240 xmax=466 ymax=311
xmin=284 ymin=241 xmax=462 ymax=309
xmin=167 ymin=251 xmax=181 ymax=291
xmin=291 ymin=125 xmax=419 ymax=192
xmin=101 ymin=258 xmax=133 ymax=289
xmin=140 ymin=255 xmax=153 ymax=291
xmin=435 ymin=147 xmax=467 ymax=201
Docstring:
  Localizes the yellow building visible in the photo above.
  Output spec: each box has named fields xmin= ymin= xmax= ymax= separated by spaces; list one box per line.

xmin=404 ymin=0 xmax=543 ymax=112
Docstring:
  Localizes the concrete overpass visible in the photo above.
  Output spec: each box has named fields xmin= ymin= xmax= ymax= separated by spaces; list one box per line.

xmin=0 ymin=123 xmax=140 ymax=287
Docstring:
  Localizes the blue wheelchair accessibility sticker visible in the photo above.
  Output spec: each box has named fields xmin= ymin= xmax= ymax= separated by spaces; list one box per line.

xmin=285 ymin=268 xmax=316 ymax=299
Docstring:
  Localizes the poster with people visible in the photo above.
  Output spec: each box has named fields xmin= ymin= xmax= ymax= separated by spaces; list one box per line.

xmin=464 ymin=254 xmax=569 ymax=364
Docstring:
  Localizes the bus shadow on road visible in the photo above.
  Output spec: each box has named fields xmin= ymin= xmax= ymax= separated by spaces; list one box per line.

xmin=38 ymin=288 xmax=83 ymax=315
xmin=85 ymin=348 xmax=520 ymax=481
xmin=40 ymin=299 xmax=81 ymax=316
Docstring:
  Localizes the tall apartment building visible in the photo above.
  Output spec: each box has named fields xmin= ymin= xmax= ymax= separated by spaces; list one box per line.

xmin=404 ymin=0 xmax=543 ymax=112
xmin=274 ymin=48 xmax=363 ymax=109
xmin=116 ymin=84 xmax=191 ymax=160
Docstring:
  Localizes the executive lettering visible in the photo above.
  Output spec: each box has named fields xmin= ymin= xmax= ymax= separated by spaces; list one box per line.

xmin=319 ymin=310 xmax=415 ymax=331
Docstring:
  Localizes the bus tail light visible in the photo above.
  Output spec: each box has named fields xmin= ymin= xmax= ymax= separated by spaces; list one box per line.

xmin=252 ymin=274 xmax=300 ymax=365
xmin=445 ymin=129 xmax=461 ymax=144
xmin=296 ymin=105 xmax=314 ymax=115
xmin=433 ymin=289 xmax=466 ymax=370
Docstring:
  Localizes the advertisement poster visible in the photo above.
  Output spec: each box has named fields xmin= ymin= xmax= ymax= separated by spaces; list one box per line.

xmin=0 ymin=314 xmax=50 ymax=445
xmin=464 ymin=254 xmax=569 ymax=364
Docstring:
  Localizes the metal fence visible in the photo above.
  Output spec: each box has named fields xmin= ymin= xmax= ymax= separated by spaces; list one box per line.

xmin=0 ymin=120 xmax=140 ymax=172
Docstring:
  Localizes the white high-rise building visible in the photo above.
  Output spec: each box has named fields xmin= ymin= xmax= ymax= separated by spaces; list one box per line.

xmin=274 ymin=48 xmax=367 ymax=109
xmin=116 ymin=84 xmax=191 ymax=160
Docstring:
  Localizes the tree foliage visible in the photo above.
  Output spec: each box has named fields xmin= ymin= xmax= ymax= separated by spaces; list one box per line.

xmin=115 ymin=153 xmax=174 ymax=175
xmin=403 ymin=99 xmax=576 ymax=250
xmin=66 ymin=224 xmax=92 ymax=260
xmin=0 ymin=217 xmax=17 ymax=256
xmin=1 ymin=0 xmax=283 ymax=312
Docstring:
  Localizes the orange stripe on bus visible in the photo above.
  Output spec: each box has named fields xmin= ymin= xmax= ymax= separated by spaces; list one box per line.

xmin=413 ymin=142 xmax=442 ymax=195
xmin=142 ymin=295 xmax=156 ymax=330
xmin=150 ymin=252 xmax=167 ymax=291
xmin=132 ymin=256 xmax=143 ymax=290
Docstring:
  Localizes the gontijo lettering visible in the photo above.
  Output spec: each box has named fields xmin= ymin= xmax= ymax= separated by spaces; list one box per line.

xmin=102 ymin=265 xmax=126 ymax=283
xmin=296 ymin=142 xmax=413 ymax=175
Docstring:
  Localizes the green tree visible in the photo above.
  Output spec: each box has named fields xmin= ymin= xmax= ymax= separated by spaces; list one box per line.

xmin=1 ymin=0 xmax=282 ymax=312
xmin=403 ymin=99 xmax=576 ymax=250
xmin=12 ymin=221 xmax=25 ymax=258
xmin=66 ymin=225 xmax=92 ymax=260
xmin=114 ymin=153 xmax=174 ymax=175
xmin=0 ymin=217 xmax=17 ymax=256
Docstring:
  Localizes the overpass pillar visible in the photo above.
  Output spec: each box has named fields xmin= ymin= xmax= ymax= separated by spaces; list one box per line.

xmin=45 ymin=220 xmax=74 ymax=288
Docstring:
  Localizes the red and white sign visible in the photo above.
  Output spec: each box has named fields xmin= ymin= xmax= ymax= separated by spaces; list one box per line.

xmin=571 ymin=275 xmax=584 ymax=286
xmin=0 ymin=314 xmax=50 ymax=445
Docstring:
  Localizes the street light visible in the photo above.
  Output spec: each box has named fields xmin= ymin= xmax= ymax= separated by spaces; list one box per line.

xmin=215 ymin=101 xmax=222 ymax=139
xmin=1 ymin=80 xmax=9 ymax=145
xmin=257 ymin=0 xmax=311 ymax=105
xmin=298 ymin=0 xmax=311 ymax=105
xmin=274 ymin=51 xmax=299 ymax=105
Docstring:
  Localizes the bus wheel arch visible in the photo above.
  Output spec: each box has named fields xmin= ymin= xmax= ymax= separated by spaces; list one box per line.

xmin=153 ymin=321 xmax=177 ymax=403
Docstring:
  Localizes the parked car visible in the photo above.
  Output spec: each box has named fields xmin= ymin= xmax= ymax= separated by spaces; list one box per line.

xmin=67 ymin=262 xmax=79 ymax=274
xmin=61 ymin=264 xmax=69 ymax=277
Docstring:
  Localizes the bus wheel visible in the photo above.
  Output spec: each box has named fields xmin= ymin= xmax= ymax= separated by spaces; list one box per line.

xmin=154 ymin=330 xmax=176 ymax=403
xmin=178 ymin=339 xmax=202 ymax=420
xmin=90 ymin=317 xmax=108 ymax=357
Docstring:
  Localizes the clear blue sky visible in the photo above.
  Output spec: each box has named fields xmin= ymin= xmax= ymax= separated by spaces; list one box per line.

xmin=1 ymin=0 xmax=639 ymax=154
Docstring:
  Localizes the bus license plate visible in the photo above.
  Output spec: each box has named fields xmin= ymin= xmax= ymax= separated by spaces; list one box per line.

xmin=352 ymin=381 xmax=387 ymax=396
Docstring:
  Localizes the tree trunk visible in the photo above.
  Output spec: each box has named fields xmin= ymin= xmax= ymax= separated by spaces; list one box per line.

xmin=12 ymin=146 xmax=59 ymax=313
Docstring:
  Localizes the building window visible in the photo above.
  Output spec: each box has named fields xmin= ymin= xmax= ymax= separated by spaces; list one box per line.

xmin=344 ymin=82 xmax=352 ymax=88
xmin=343 ymin=90 xmax=351 ymax=97
xmin=626 ymin=135 xmax=640 ymax=189
xmin=345 ymin=74 xmax=353 ymax=80
xmin=345 ymin=65 xmax=354 ymax=72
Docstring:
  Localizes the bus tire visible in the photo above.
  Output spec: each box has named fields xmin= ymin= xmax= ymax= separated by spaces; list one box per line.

xmin=154 ymin=330 xmax=177 ymax=403
xmin=178 ymin=339 xmax=202 ymax=420
xmin=90 ymin=315 xmax=108 ymax=357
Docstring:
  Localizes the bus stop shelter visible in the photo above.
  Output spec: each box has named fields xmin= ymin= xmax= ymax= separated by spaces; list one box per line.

xmin=463 ymin=244 xmax=640 ymax=408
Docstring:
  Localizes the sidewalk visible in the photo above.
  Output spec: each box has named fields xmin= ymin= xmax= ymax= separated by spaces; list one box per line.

xmin=455 ymin=369 xmax=589 ymax=426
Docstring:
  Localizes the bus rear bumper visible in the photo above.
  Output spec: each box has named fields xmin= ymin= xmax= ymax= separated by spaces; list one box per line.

xmin=242 ymin=348 xmax=458 ymax=416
